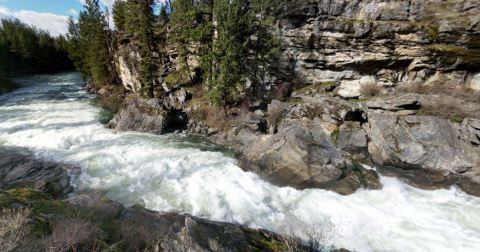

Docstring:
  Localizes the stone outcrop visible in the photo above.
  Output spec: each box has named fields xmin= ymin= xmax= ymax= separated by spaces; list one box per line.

xmin=107 ymin=94 xmax=188 ymax=134
xmin=363 ymin=99 xmax=480 ymax=196
xmin=207 ymin=94 xmax=381 ymax=195
xmin=115 ymin=33 xmax=165 ymax=95
xmin=67 ymin=194 xmax=308 ymax=252
xmin=278 ymin=0 xmax=480 ymax=95
xmin=107 ymin=0 xmax=480 ymax=197
xmin=0 ymin=147 xmax=71 ymax=198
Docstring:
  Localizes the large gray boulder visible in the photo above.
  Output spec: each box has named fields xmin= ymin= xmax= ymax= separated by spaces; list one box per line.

xmin=236 ymin=119 xmax=380 ymax=195
xmin=365 ymin=111 xmax=480 ymax=195
xmin=0 ymin=147 xmax=71 ymax=198
xmin=108 ymin=97 xmax=188 ymax=134
xmin=336 ymin=122 xmax=369 ymax=163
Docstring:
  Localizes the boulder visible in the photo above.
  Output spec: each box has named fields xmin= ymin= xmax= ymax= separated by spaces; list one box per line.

xmin=336 ymin=122 xmax=370 ymax=162
xmin=238 ymin=119 xmax=380 ymax=194
xmin=0 ymin=147 xmax=72 ymax=198
xmin=365 ymin=111 xmax=480 ymax=195
xmin=108 ymin=98 xmax=188 ymax=134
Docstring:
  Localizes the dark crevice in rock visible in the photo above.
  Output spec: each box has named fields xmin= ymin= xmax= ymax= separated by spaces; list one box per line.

xmin=344 ymin=109 xmax=367 ymax=123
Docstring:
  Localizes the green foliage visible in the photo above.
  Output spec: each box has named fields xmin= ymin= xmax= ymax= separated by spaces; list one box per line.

xmin=112 ymin=0 xmax=158 ymax=97
xmin=0 ymin=19 xmax=73 ymax=76
xmin=112 ymin=0 xmax=127 ymax=31
xmin=169 ymin=0 xmax=213 ymax=87
xmin=207 ymin=0 xmax=250 ymax=106
xmin=169 ymin=0 xmax=281 ymax=107
xmin=67 ymin=0 xmax=116 ymax=86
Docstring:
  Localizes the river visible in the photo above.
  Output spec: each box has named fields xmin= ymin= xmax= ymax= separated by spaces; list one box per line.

xmin=0 ymin=73 xmax=479 ymax=252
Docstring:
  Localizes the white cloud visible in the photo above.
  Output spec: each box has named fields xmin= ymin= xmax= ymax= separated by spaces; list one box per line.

xmin=0 ymin=6 xmax=69 ymax=36
xmin=68 ymin=8 xmax=78 ymax=16
xmin=78 ymin=0 xmax=115 ymax=9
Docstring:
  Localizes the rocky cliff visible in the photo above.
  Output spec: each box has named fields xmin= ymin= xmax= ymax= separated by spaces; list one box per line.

xmin=108 ymin=0 xmax=480 ymax=196
xmin=279 ymin=0 xmax=480 ymax=97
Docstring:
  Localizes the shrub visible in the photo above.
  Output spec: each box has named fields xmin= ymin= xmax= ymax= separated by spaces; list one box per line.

xmin=0 ymin=208 xmax=31 ymax=252
xmin=43 ymin=217 xmax=99 ymax=252
xmin=359 ymin=82 xmax=382 ymax=98
xmin=399 ymin=79 xmax=480 ymax=106
xmin=119 ymin=220 xmax=159 ymax=252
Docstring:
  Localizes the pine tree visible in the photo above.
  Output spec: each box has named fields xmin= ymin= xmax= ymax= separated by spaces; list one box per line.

xmin=169 ymin=0 xmax=213 ymax=86
xmin=119 ymin=0 xmax=157 ymax=97
xmin=113 ymin=0 xmax=127 ymax=31
xmin=0 ymin=18 xmax=73 ymax=75
xmin=68 ymin=0 xmax=116 ymax=86
xmin=207 ymin=0 xmax=250 ymax=107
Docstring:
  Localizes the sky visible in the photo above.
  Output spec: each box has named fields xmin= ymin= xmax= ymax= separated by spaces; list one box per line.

xmin=0 ymin=0 xmax=142 ymax=36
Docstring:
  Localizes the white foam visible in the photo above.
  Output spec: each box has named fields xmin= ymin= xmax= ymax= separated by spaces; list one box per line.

xmin=1 ymin=73 xmax=479 ymax=252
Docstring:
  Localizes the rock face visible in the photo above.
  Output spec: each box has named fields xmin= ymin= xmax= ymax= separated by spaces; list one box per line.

xmin=115 ymin=33 xmax=164 ymax=94
xmin=364 ymin=102 xmax=480 ymax=196
xmin=209 ymin=94 xmax=381 ymax=195
xmin=0 ymin=147 xmax=71 ymax=198
xmin=107 ymin=0 xmax=480 ymax=197
xmin=108 ymin=96 xmax=188 ymax=134
xmin=278 ymin=0 xmax=479 ymax=91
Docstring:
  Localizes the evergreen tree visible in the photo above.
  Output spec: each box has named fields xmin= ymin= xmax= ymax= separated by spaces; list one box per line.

xmin=169 ymin=0 xmax=213 ymax=85
xmin=167 ymin=0 xmax=281 ymax=107
xmin=207 ymin=0 xmax=250 ymax=106
xmin=112 ymin=0 xmax=127 ymax=31
xmin=118 ymin=0 xmax=157 ymax=97
xmin=0 ymin=18 xmax=73 ymax=75
xmin=68 ymin=0 xmax=116 ymax=86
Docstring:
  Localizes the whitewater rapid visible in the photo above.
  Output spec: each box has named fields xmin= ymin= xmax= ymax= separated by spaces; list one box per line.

xmin=0 ymin=73 xmax=479 ymax=252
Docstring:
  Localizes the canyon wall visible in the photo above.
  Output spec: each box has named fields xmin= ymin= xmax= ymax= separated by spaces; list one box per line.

xmin=278 ymin=0 xmax=479 ymax=97
xmin=115 ymin=0 xmax=480 ymax=97
xmin=109 ymin=0 xmax=480 ymax=196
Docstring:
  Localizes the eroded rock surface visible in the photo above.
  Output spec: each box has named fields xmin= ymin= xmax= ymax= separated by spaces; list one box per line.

xmin=365 ymin=110 xmax=480 ymax=195
xmin=0 ymin=147 xmax=71 ymax=198
xmin=108 ymin=96 xmax=188 ymax=134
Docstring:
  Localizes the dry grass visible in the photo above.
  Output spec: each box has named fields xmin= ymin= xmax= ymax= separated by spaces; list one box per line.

xmin=398 ymin=80 xmax=480 ymax=120
xmin=400 ymin=81 xmax=480 ymax=103
xmin=419 ymin=100 xmax=469 ymax=122
xmin=189 ymin=103 xmax=232 ymax=131
xmin=119 ymin=220 xmax=160 ymax=252
xmin=0 ymin=208 xmax=30 ymax=252
xmin=359 ymin=82 xmax=382 ymax=98
xmin=43 ymin=217 xmax=99 ymax=252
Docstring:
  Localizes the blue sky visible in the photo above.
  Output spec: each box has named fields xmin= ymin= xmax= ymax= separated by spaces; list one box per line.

xmin=0 ymin=0 xmax=85 ymax=17
xmin=0 ymin=0 xmax=117 ymax=36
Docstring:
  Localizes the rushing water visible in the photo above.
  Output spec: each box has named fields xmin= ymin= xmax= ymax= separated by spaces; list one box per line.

xmin=0 ymin=73 xmax=479 ymax=252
